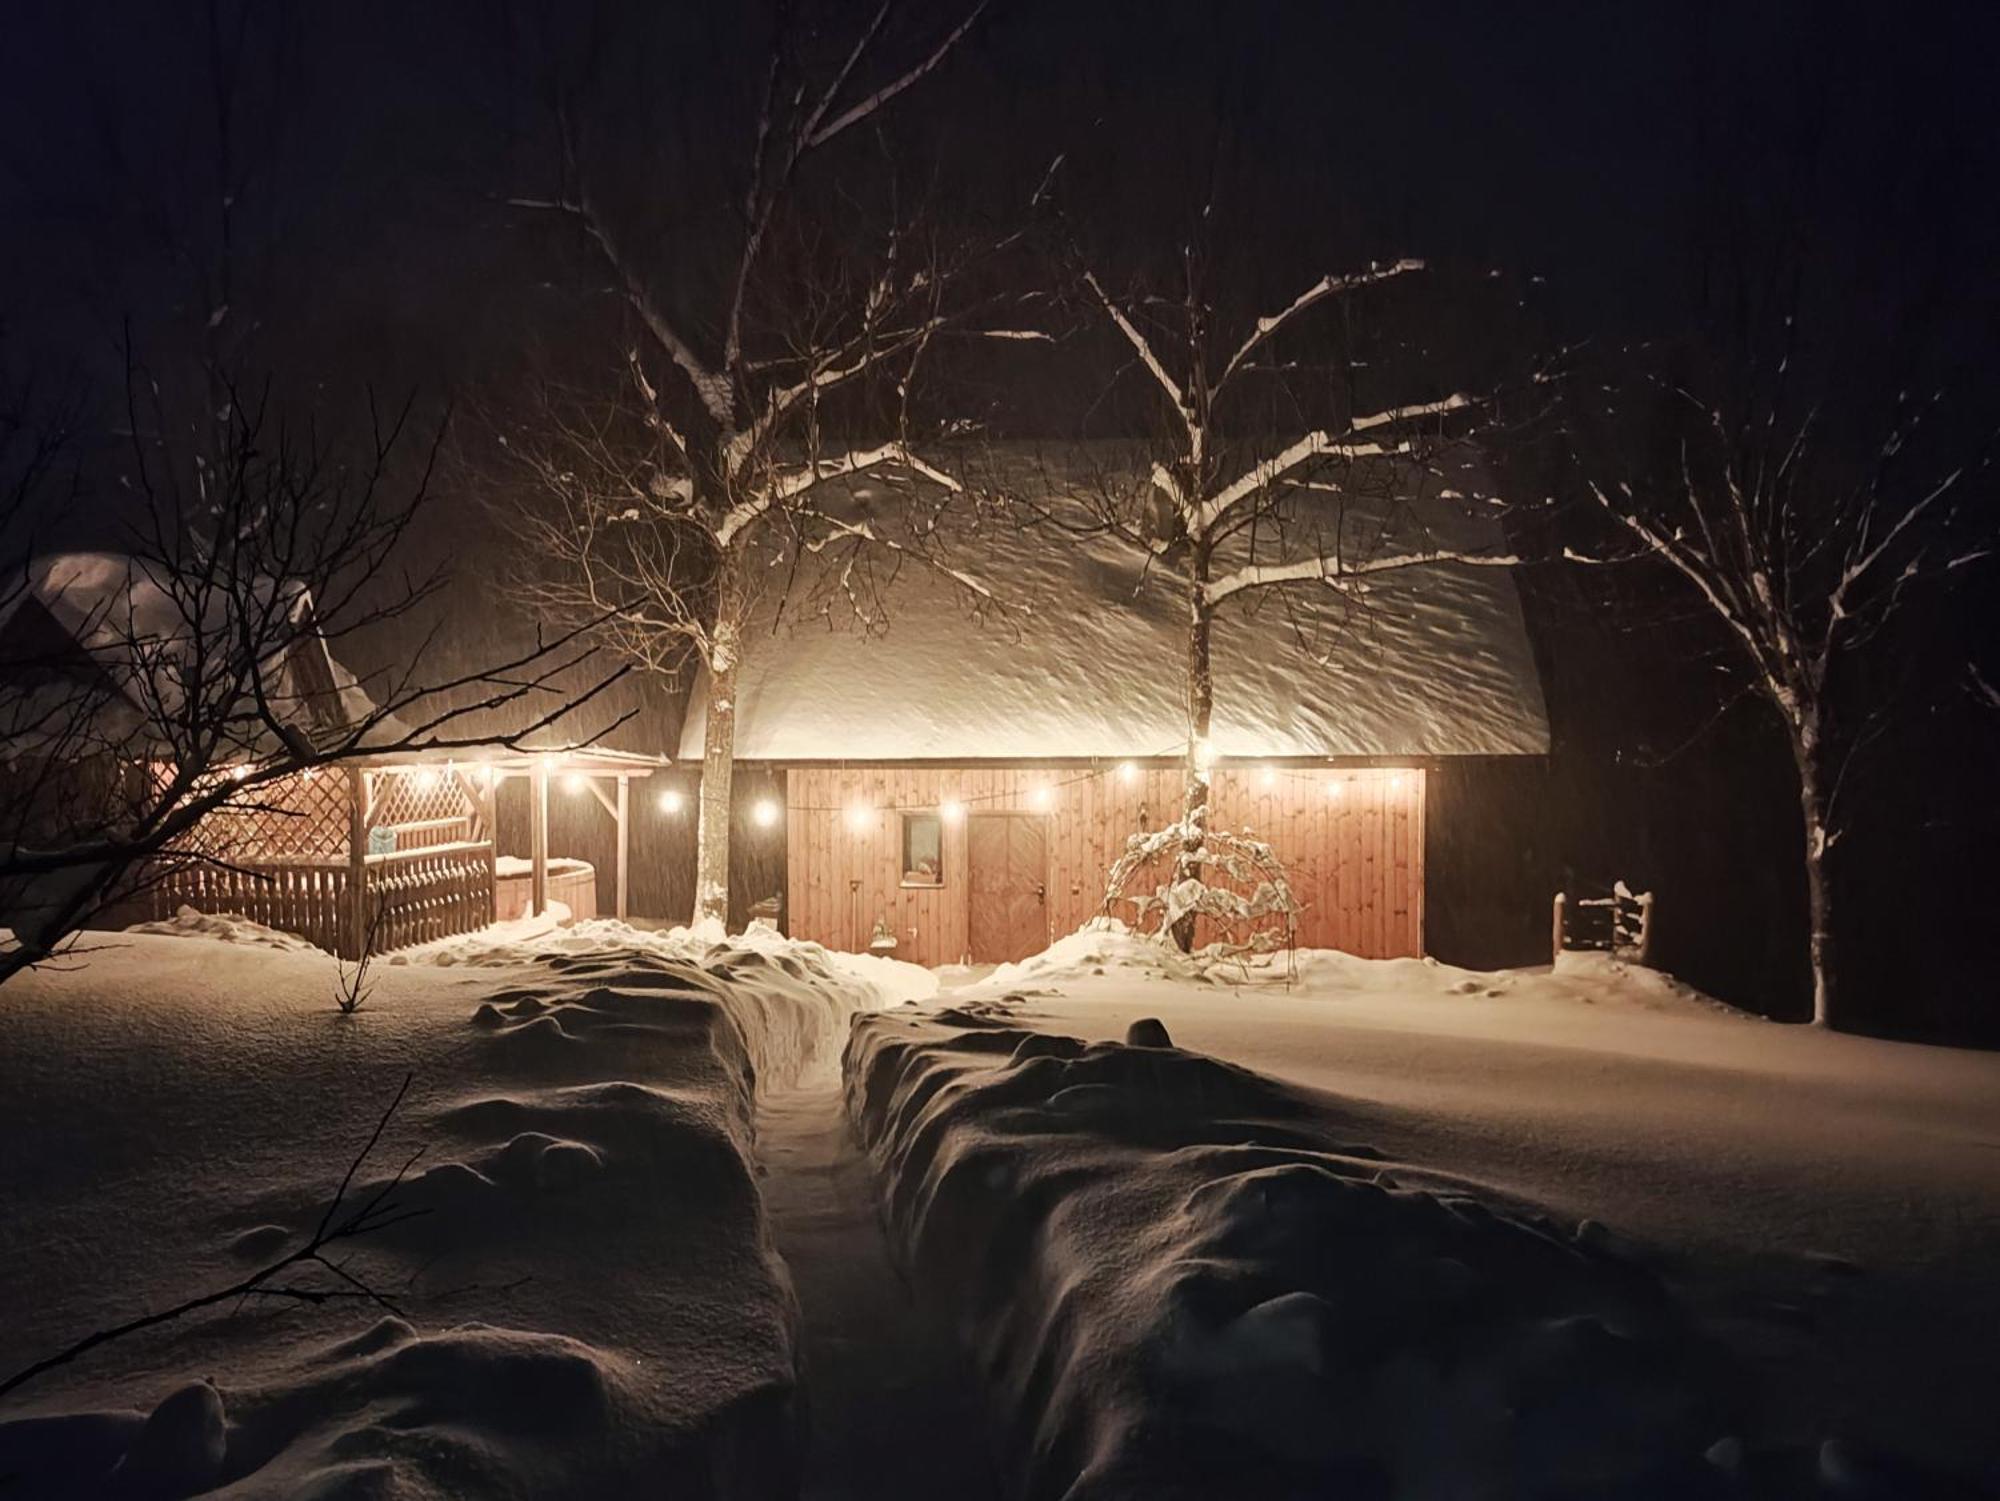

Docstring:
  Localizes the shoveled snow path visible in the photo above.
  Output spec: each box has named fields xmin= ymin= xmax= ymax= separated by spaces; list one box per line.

xmin=757 ymin=1077 xmax=1001 ymax=1501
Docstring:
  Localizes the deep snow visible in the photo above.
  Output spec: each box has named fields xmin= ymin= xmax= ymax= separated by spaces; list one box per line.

xmin=865 ymin=922 xmax=2000 ymax=1496
xmin=0 ymin=917 xmax=923 ymax=1498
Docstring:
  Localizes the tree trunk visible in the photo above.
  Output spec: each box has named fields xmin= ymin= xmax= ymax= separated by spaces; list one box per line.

xmin=694 ymin=548 xmax=746 ymax=928
xmin=1796 ymin=739 xmax=1836 ymax=1028
xmin=1170 ymin=549 xmax=1214 ymax=952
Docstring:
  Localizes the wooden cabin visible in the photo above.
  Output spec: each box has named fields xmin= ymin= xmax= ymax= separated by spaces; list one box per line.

xmin=678 ymin=458 xmax=1551 ymax=966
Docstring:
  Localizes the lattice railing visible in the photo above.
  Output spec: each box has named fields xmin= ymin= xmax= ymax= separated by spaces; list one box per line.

xmin=366 ymin=769 xmax=477 ymax=849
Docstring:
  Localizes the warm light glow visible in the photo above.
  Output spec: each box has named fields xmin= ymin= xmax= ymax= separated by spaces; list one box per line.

xmin=659 ymin=788 xmax=685 ymax=814
xmin=1388 ymin=773 xmax=1405 ymax=792
xmin=1116 ymin=761 xmax=1139 ymax=785
xmin=1326 ymin=778 xmax=1345 ymax=800
xmin=300 ymin=767 xmax=316 ymax=783
xmin=564 ymin=772 xmax=587 ymax=794
xmin=845 ymin=803 xmax=873 ymax=833
xmin=1191 ymin=738 xmax=1216 ymax=770
xmin=1258 ymin=765 xmax=1277 ymax=789
xmin=414 ymin=768 xmax=440 ymax=793
xmin=751 ymin=797 xmax=780 ymax=829
xmin=229 ymin=764 xmax=251 ymax=782
xmin=1029 ymin=784 xmax=1052 ymax=810
xmin=939 ymin=798 xmax=965 ymax=824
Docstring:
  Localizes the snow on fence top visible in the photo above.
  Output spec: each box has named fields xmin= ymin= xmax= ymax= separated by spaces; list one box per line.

xmin=679 ymin=445 xmax=1549 ymax=762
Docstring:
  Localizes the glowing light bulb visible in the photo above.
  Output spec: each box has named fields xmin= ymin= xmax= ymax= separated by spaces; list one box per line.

xmin=1258 ymin=765 xmax=1277 ymax=789
xmin=751 ymin=798 xmax=780 ymax=829
xmin=1191 ymin=738 xmax=1216 ymax=771
xmin=1029 ymin=784 xmax=1052 ymax=810
xmin=1326 ymin=778 xmax=1345 ymax=800
xmin=845 ymin=804 xmax=872 ymax=833
xmin=659 ymin=788 xmax=685 ymax=814
xmin=564 ymin=772 xmax=588 ymax=794
xmin=939 ymin=798 xmax=965 ymax=824
xmin=1116 ymin=761 xmax=1139 ymax=785
xmin=1387 ymin=773 xmax=1404 ymax=793
xmin=414 ymin=768 xmax=440 ymax=793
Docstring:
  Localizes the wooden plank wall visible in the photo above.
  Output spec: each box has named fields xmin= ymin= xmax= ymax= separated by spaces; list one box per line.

xmin=785 ymin=765 xmax=1424 ymax=966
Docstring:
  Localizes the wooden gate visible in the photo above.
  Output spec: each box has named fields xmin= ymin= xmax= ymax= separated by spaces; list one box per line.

xmin=967 ymin=813 xmax=1049 ymax=962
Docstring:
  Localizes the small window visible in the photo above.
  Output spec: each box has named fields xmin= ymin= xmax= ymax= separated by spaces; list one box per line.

xmin=901 ymin=812 xmax=943 ymax=887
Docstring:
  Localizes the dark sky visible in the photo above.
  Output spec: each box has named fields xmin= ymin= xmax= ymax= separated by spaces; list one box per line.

xmin=7 ymin=0 xmax=1995 ymax=404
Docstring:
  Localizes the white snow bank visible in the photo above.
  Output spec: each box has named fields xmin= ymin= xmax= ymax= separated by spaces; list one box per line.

xmin=393 ymin=913 xmax=937 ymax=1012
xmin=124 ymin=905 xmax=322 ymax=952
xmin=0 ymin=930 xmax=844 ymax=1497
xmin=928 ymin=929 xmax=2000 ymax=1489
xmin=846 ymin=1010 xmax=1735 ymax=1499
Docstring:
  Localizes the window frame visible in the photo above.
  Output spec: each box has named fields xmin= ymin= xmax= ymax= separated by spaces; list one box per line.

xmin=899 ymin=809 xmax=945 ymax=889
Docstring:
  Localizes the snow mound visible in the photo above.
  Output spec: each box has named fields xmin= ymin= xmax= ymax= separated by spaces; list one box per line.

xmin=395 ymin=913 xmax=936 ymax=1011
xmin=124 ymin=905 xmax=321 ymax=951
xmin=0 ymin=935 xmax=821 ymax=1498
xmin=848 ymin=1011 xmax=1739 ymax=1499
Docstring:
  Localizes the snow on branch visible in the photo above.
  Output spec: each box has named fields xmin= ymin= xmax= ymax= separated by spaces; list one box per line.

xmin=1217 ymin=259 xmax=1426 ymax=389
xmin=1203 ymin=545 xmax=1524 ymax=606
xmin=1081 ymin=269 xmax=1195 ymax=439
xmin=800 ymin=2 xmax=991 ymax=151
xmin=508 ymin=193 xmax=734 ymax=428
xmin=1190 ymin=432 xmax=1409 ymax=536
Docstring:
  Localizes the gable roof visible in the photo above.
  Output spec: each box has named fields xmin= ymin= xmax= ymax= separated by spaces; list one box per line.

xmin=0 ymin=551 xmax=388 ymax=755
xmin=679 ymin=447 xmax=1549 ymax=763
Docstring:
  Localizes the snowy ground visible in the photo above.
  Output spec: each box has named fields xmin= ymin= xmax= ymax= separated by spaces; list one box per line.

xmin=850 ymin=923 xmax=2000 ymax=1498
xmin=6 ymin=912 xmax=1995 ymax=1498
xmin=0 ymin=915 xmax=928 ymax=1499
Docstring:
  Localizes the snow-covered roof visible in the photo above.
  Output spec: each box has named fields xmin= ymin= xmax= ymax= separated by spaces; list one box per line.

xmin=679 ymin=448 xmax=1549 ymax=762
xmin=0 ymin=551 xmax=387 ymax=749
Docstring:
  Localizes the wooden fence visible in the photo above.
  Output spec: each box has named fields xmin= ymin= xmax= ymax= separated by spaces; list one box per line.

xmin=147 ymin=840 xmax=496 ymax=958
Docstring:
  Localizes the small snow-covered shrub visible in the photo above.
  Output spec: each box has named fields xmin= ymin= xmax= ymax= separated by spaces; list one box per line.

xmin=1103 ymin=818 xmax=1302 ymax=959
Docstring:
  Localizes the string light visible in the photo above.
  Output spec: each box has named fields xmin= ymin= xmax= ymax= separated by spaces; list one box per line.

xmin=659 ymin=788 xmax=685 ymax=814
xmin=845 ymin=803 xmax=873 ymax=833
xmin=1326 ymin=778 xmax=1345 ymax=800
xmin=751 ymin=798 xmax=780 ymax=829
xmin=939 ymin=798 xmax=965 ymax=824
xmin=1029 ymin=784 xmax=1053 ymax=810
xmin=1116 ymin=761 xmax=1138 ymax=785
xmin=564 ymin=772 xmax=587 ymax=794
xmin=414 ymin=768 xmax=439 ymax=793
xmin=1258 ymin=766 xmax=1277 ymax=789
xmin=1191 ymin=738 xmax=1216 ymax=771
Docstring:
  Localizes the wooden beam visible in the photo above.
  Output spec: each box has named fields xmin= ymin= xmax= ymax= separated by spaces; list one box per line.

xmin=615 ymin=775 xmax=630 ymax=921
xmin=344 ymin=765 xmax=368 ymax=959
xmin=531 ymin=757 xmax=549 ymax=917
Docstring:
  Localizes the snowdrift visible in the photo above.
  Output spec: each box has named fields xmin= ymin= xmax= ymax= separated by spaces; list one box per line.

xmin=0 ymin=925 xmax=901 ymax=1498
xmin=848 ymin=1008 xmax=1741 ymax=1500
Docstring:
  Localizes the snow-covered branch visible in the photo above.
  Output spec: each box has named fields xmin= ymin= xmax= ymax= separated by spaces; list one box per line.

xmin=1081 ymin=269 xmax=1196 ymax=444
xmin=1189 ymin=432 xmax=1409 ymax=536
xmin=801 ymin=2 xmax=991 ymax=151
xmin=1216 ymin=259 xmax=1426 ymax=390
xmin=1203 ymin=545 xmax=1523 ymax=606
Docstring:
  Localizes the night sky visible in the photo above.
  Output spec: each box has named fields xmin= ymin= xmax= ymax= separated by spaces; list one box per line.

xmin=4 ymin=0 xmax=1996 ymax=1037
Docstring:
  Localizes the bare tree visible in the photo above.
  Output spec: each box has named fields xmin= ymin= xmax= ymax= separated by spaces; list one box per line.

xmin=1579 ymin=350 xmax=1992 ymax=1028
xmin=1054 ymin=249 xmax=1522 ymax=947
xmin=0 ymin=366 xmax=628 ymax=986
xmin=500 ymin=2 xmax=1011 ymax=926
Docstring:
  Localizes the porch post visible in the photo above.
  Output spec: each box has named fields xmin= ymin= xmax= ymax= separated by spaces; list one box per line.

xmin=615 ymin=774 xmax=630 ymax=921
xmin=344 ymin=766 xmax=368 ymax=959
xmin=531 ymin=757 xmax=549 ymax=917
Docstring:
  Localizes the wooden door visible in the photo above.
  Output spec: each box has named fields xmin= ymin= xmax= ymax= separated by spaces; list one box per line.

xmin=967 ymin=813 xmax=1049 ymax=962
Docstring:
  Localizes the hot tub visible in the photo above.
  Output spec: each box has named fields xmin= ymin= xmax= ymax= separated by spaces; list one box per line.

xmin=493 ymin=856 xmax=598 ymax=923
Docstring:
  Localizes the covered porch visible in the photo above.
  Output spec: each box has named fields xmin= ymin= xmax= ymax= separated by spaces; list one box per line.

xmin=143 ymin=747 xmax=665 ymax=957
